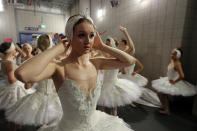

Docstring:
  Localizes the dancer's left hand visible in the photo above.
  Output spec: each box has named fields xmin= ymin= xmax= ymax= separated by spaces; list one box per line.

xmin=132 ymin=72 xmax=137 ymax=76
xmin=169 ymin=80 xmax=175 ymax=84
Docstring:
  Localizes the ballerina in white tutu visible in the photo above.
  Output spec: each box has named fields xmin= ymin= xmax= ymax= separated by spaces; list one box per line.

xmin=97 ymin=37 xmax=142 ymax=115
xmin=15 ymin=14 xmax=137 ymax=131
xmin=118 ymin=26 xmax=148 ymax=87
xmin=118 ymin=26 xmax=161 ymax=108
xmin=0 ymin=42 xmax=29 ymax=131
xmin=0 ymin=42 xmax=28 ymax=110
xmin=6 ymin=34 xmax=63 ymax=128
xmin=152 ymin=47 xmax=197 ymax=115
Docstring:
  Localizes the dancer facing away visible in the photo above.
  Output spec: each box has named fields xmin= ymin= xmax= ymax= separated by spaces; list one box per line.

xmin=15 ymin=14 xmax=136 ymax=131
xmin=152 ymin=47 xmax=196 ymax=115
xmin=0 ymin=42 xmax=28 ymax=131
xmin=97 ymin=37 xmax=142 ymax=115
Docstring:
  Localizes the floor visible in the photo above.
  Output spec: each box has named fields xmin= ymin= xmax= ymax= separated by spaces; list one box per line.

xmin=118 ymin=104 xmax=197 ymax=131
xmin=0 ymin=104 xmax=196 ymax=131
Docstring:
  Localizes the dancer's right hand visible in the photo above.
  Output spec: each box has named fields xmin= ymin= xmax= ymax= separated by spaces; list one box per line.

xmin=119 ymin=26 xmax=127 ymax=32
xmin=99 ymin=30 xmax=107 ymax=35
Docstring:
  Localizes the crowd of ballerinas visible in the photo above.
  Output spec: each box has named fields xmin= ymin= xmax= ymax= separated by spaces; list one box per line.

xmin=0 ymin=14 xmax=196 ymax=131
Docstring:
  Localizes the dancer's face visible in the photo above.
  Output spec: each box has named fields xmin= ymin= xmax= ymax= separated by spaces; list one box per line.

xmin=72 ymin=21 xmax=95 ymax=55
xmin=23 ymin=44 xmax=32 ymax=54
xmin=105 ymin=40 xmax=111 ymax=46
xmin=119 ymin=40 xmax=125 ymax=48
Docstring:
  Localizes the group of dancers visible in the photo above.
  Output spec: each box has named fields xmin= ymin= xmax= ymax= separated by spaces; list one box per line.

xmin=0 ymin=14 xmax=196 ymax=131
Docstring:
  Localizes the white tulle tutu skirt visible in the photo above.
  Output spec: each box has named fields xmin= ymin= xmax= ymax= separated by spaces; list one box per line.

xmin=119 ymin=73 xmax=148 ymax=87
xmin=6 ymin=91 xmax=63 ymax=126
xmin=0 ymin=80 xmax=27 ymax=110
xmin=152 ymin=77 xmax=197 ymax=96
xmin=38 ymin=110 xmax=133 ymax=131
xmin=98 ymin=79 xmax=142 ymax=107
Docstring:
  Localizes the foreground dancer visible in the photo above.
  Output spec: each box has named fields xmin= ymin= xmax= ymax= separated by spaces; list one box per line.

xmin=97 ymin=37 xmax=142 ymax=115
xmin=152 ymin=48 xmax=197 ymax=115
xmin=6 ymin=34 xmax=63 ymax=127
xmin=15 ymin=14 xmax=136 ymax=131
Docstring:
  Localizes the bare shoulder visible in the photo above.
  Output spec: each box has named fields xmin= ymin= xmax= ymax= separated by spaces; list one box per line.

xmin=174 ymin=61 xmax=182 ymax=67
xmin=1 ymin=60 xmax=14 ymax=73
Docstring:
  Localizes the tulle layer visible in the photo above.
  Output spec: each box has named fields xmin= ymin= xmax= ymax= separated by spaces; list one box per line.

xmin=152 ymin=77 xmax=197 ymax=96
xmin=6 ymin=91 xmax=63 ymax=126
xmin=119 ymin=73 xmax=148 ymax=87
xmin=98 ymin=79 xmax=142 ymax=107
xmin=38 ymin=110 xmax=134 ymax=131
xmin=0 ymin=80 xmax=27 ymax=110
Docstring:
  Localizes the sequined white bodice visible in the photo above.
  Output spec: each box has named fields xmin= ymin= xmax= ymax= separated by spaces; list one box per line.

xmin=57 ymin=77 xmax=101 ymax=130
xmin=167 ymin=65 xmax=179 ymax=80
xmin=36 ymin=79 xmax=56 ymax=94
xmin=124 ymin=64 xmax=135 ymax=74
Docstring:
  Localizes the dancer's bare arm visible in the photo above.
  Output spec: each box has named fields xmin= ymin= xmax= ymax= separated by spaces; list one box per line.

xmin=119 ymin=26 xmax=135 ymax=55
xmin=15 ymin=43 xmax=66 ymax=83
xmin=132 ymin=59 xmax=144 ymax=75
xmin=173 ymin=62 xmax=184 ymax=83
xmin=91 ymin=32 xmax=136 ymax=70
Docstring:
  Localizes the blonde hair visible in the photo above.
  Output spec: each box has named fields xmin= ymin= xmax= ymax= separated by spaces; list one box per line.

xmin=37 ymin=34 xmax=50 ymax=52
xmin=23 ymin=43 xmax=32 ymax=52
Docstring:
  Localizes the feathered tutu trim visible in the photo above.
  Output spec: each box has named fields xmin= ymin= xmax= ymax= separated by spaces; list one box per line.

xmin=98 ymin=79 xmax=142 ymax=107
xmin=152 ymin=77 xmax=197 ymax=96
